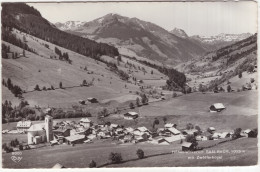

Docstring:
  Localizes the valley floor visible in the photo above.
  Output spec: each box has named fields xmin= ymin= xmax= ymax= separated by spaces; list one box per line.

xmin=2 ymin=137 xmax=257 ymax=168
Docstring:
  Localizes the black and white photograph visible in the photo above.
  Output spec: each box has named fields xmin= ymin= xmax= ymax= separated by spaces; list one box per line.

xmin=1 ymin=0 xmax=258 ymax=169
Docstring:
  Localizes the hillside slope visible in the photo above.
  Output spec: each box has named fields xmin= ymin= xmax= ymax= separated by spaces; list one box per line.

xmin=2 ymin=29 xmax=166 ymax=108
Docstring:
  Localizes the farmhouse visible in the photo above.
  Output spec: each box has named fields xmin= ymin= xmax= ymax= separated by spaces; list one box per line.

xmin=124 ymin=112 xmax=139 ymax=120
xmin=16 ymin=120 xmax=32 ymax=133
xmin=209 ymin=103 xmax=226 ymax=112
xmin=65 ymin=134 xmax=86 ymax=145
xmin=79 ymin=118 xmax=92 ymax=128
xmin=27 ymin=115 xmax=53 ymax=145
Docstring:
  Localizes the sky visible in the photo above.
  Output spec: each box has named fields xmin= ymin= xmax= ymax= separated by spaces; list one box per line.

xmin=28 ymin=1 xmax=257 ymax=37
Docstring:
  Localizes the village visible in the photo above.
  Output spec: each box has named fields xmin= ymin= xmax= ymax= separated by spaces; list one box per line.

xmin=2 ymin=106 xmax=257 ymax=154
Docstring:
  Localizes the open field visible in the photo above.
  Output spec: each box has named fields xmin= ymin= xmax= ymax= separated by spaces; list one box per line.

xmin=2 ymin=137 xmax=257 ymax=168
xmin=139 ymin=90 xmax=257 ymax=117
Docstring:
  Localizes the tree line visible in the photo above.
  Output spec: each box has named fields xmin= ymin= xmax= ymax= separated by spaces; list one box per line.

xmin=2 ymin=78 xmax=23 ymax=97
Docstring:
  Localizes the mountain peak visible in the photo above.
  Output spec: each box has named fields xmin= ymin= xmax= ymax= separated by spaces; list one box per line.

xmin=170 ymin=28 xmax=188 ymax=38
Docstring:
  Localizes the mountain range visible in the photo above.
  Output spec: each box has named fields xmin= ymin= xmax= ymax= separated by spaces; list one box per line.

xmin=55 ymin=13 xmax=208 ymax=65
xmin=55 ymin=16 xmax=252 ymax=56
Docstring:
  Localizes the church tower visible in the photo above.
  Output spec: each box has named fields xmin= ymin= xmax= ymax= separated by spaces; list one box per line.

xmin=45 ymin=115 xmax=53 ymax=142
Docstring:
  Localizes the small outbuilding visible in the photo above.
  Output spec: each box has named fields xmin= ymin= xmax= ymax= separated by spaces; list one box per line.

xmin=87 ymin=98 xmax=98 ymax=103
xmin=209 ymin=103 xmax=226 ymax=112
xmin=124 ymin=112 xmax=139 ymax=120
xmin=181 ymin=142 xmax=195 ymax=151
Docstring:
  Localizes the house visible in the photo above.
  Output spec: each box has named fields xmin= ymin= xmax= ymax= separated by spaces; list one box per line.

xmin=196 ymin=135 xmax=208 ymax=141
xmin=87 ymin=98 xmax=98 ymax=103
xmin=53 ymin=128 xmax=71 ymax=137
xmin=164 ymin=135 xmax=185 ymax=143
xmin=181 ymin=142 xmax=195 ymax=151
xmin=212 ymin=132 xmax=222 ymax=140
xmin=182 ymin=129 xmax=198 ymax=135
xmin=201 ymin=131 xmax=213 ymax=140
xmin=209 ymin=103 xmax=225 ymax=112
xmin=164 ymin=123 xmax=177 ymax=128
xmin=44 ymin=108 xmax=52 ymax=114
xmin=75 ymin=127 xmax=92 ymax=136
xmin=165 ymin=128 xmax=181 ymax=135
xmin=241 ymin=129 xmax=255 ymax=137
xmin=219 ymin=132 xmax=231 ymax=139
xmin=124 ymin=127 xmax=134 ymax=134
xmin=124 ymin=112 xmax=139 ymax=120
xmin=115 ymin=128 xmax=124 ymax=135
xmin=110 ymin=124 xmax=120 ymax=129
xmin=17 ymin=120 xmax=32 ymax=133
xmin=133 ymin=127 xmax=150 ymax=136
xmin=79 ymin=118 xmax=92 ymax=128
xmin=65 ymin=134 xmax=86 ymax=144
xmin=151 ymin=138 xmax=169 ymax=145
xmin=207 ymin=127 xmax=216 ymax=134
xmin=123 ymin=134 xmax=134 ymax=143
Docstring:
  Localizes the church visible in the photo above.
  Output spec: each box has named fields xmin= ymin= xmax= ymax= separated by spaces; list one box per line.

xmin=27 ymin=115 xmax=54 ymax=145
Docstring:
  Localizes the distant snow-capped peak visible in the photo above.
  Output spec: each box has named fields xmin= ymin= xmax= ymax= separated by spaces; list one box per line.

xmin=55 ymin=21 xmax=86 ymax=30
xmin=191 ymin=33 xmax=252 ymax=43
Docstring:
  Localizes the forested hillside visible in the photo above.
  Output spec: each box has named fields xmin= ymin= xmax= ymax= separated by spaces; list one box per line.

xmin=2 ymin=3 xmax=119 ymax=60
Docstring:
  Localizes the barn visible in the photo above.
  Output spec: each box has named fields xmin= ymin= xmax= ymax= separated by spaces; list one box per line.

xmin=209 ymin=103 xmax=226 ymax=112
